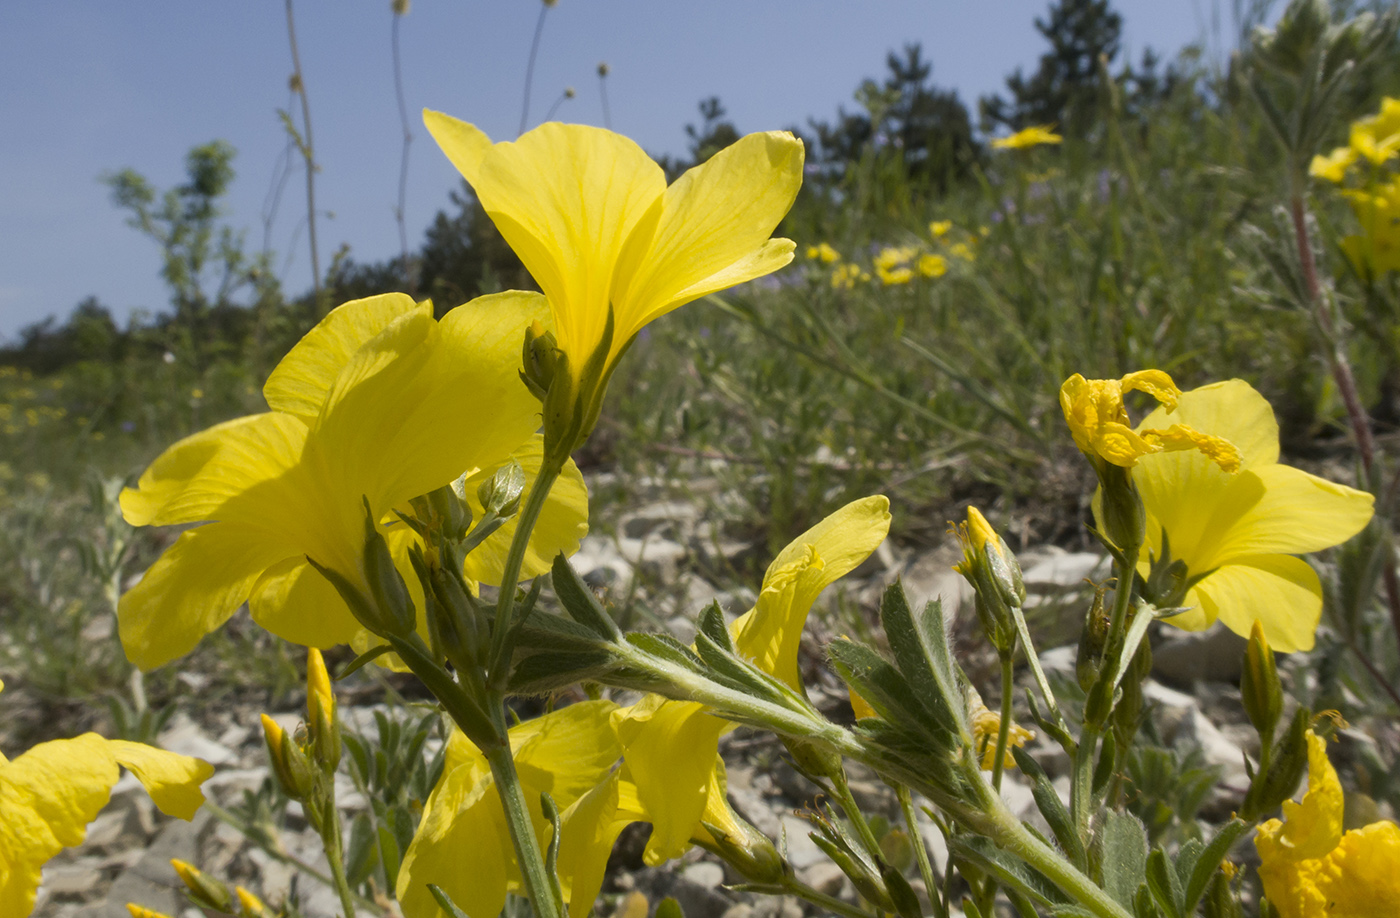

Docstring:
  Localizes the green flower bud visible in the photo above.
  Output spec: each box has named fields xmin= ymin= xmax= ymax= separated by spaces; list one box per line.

xmin=1242 ymin=619 xmax=1284 ymax=747
xmin=170 ymin=859 xmax=232 ymax=912
xmin=699 ymin=818 xmax=790 ymax=886
xmin=477 ymin=461 xmax=526 ymax=520
xmin=1077 ymin=585 xmax=1110 ymax=692
xmin=520 ymin=320 xmax=559 ymax=401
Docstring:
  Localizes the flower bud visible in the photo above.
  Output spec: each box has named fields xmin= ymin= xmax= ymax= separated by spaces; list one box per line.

xmin=953 ymin=507 xmax=1021 ymax=653
xmin=1242 ymin=619 xmax=1283 ymax=747
xmin=699 ymin=817 xmax=790 ymax=886
xmin=880 ymin=861 xmax=923 ymax=918
xmin=126 ymin=906 xmax=173 ymax=918
xmin=520 ymin=320 xmax=560 ymax=401
xmin=478 ymin=461 xmax=526 ymax=520
xmin=261 ymin=714 xmax=316 ymax=801
xmin=360 ymin=498 xmax=415 ymax=636
xmin=170 ymin=859 xmax=232 ymax=912
xmin=235 ymin=887 xmax=269 ymax=918
xmin=782 ymin=735 xmax=844 ymax=782
xmin=1243 ymin=706 xmax=1311 ymax=820
xmin=1096 ymin=463 xmax=1146 ymax=555
xmin=1076 ymin=585 xmax=1110 ymax=692
xmin=305 ymin=648 xmax=341 ymax=773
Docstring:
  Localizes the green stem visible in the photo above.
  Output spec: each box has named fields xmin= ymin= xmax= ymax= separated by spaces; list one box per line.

xmin=1009 ymin=604 xmax=1068 ymax=737
xmin=322 ymin=809 xmax=360 ymax=918
xmin=484 ymin=739 xmax=563 ymax=918
xmin=781 ymin=876 xmax=881 ymax=918
xmin=990 ymin=652 xmax=1015 ymax=792
xmin=897 ymin=785 xmax=947 ymax=918
xmin=488 ymin=458 xmax=563 ymax=683
xmin=830 ymin=767 xmax=884 ymax=861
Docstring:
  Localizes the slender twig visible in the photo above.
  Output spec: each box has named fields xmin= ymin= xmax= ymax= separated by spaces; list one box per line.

xmin=391 ymin=4 xmax=415 ymax=296
xmin=285 ymin=0 xmax=321 ymax=297
xmin=519 ymin=2 xmax=551 ymax=137
xmin=898 ymin=785 xmax=948 ymax=918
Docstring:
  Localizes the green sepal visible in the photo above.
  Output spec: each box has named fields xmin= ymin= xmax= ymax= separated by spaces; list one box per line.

xmin=1013 ymin=746 xmax=1087 ymax=871
xmin=551 ymin=553 xmax=622 ymax=641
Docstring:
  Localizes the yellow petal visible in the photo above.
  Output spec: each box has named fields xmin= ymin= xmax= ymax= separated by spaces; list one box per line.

xmin=107 ymin=740 xmax=214 ymax=820
xmin=611 ymin=696 xmax=726 ymax=865
xmin=422 ymin=110 xmax=494 ymax=186
xmin=611 ymin=131 xmax=804 ymax=335
xmin=556 ymin=770 xmax=645 ymax=918
xmin=459 ymin=435 xmax=590 ymax=585
xmin=1317 ymin=820 xmax=1400 ymax=914
xmin=511 ymin=700 xmax=622 ymax=805
xmin=118 ymin=523 xmax=296 ymax=671
xmin=246 ymin=557 xmax=366 ymax=654
xmin=1121 ymin=369 xmax=1181 ymax=410
xmin=1136 ymin=379 xmax=1279 ymax=470
xmin=1190 ymin=555 xmax=1323 ymax=653
xmin=0 ymin=734 xmax=118 ymax=916
xmin=1141 ymin=424 xmax=1241 ymax=473
xmin=732 ymin=495 xmax=891 ymax=687
xmin=120 ymin=412 xmax=309 ymax=528
xmin=263 ymin=293 xmax=427 ymax=419
xmin=468 ymin=123 xmax=667 ymax=372
xmin=396 ymin=762 xmax=509 ymax=918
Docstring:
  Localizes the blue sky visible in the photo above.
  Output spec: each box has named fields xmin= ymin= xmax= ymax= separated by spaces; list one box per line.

xmin=0 ymin=2 xmax=1248 ymax=341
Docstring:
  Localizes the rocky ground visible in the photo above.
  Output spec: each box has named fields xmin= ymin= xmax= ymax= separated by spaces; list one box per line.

xmin=25 ymin=476 xmax=1376 ymax=918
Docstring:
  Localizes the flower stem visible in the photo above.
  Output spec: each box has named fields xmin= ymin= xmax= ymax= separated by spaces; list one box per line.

xmin=898 ymin=785 xmax=948 ymax=918
xmin=484 ymin=738 xmax=563 ymax=918
xmin=488 ymin=457 xmax=563 ymax=685
xmin=321 ymin=809 xmax=360 ymax=918
xmin=990 ymin=651 xmax=1015 ymax=792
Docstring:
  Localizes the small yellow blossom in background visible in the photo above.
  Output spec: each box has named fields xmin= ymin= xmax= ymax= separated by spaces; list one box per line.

xmin=1129 ymin=380 xmax=1374 ymax=651
xmin=990 ymin=124 xmax=1062 ymax=150
xmin=917 ymin=253 xmax=948 ymax=278
xmin=1255 ymin=730 xmax=1400 ymax=917
xmin=0 ymin=684 xmax=213 ymax=916
xmin=970 ymin=699 xmax=1035 ymax=770
xmin=1340 ymin=179 xmax=1400 ymax=276
xmin=1309 ymin=145 xmax=1359 ymax=183
xmin=949 ymin=241 xmax=976 ymax=262
xmin=874 ymin=245 xmax=918 ymax=271
xmin=831 ymin=262 xmax=869 ymax=289
xmin=117 ymin=292 xmax=589 ymax=670
xmin=1059 ymin=370 xmax=1239 ymax=472
xmin=422 ymin=110 xmax=803 ymax=436
xmin=805 ymin=242 xmax=840 ymax=263
xmin=879 ymin=266 xmax=914 ymax=285
xmin=929 ymin=219 xmax=952 ymax=238
xmin=235 ymin=887 xmax=268 ymax=918
xmin=190 ymin=388 xmax=204 ymax=400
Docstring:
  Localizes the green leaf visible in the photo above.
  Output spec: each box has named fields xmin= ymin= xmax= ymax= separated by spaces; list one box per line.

xmin=1013 ymin=746 xmax=1087 ymax=871
xmin=377 ymin=822 xmax=403 ymax=890
xmin=696 ymin=601 xmax=734 ymax=653
xmin=691 ymin=630 xmax=798 ymax=709
xmin=950 ymin=836 xmax=1068 ymax=907
xmin=828 ymin=638 xmax=955 ymax=752
xmin=1184 ymin=819 xmax=1249 ymax=911
xmin=551 ymin=553 xmax=622 ymax=641
xmin=655 ymin=898 xmax=685 ymax=918
xmin=1145 ymin=847 xmax=1184 ymax=918
xmin=626 ymin=632 xmax=705 ymax=672
xmin=508 ymin=651 xmax=618 ymax=694
xmin=345 ymin=812 xmax=379 ymax=887
xmin=880 ymin=584 xmax=964 ymax=735
xmin=1101 ymin=810 xmax=1148 ymax=910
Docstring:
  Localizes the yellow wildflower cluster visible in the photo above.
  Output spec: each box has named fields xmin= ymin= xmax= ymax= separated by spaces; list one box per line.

xmin=1310 ymin=97 xmax=1400 ymax=275
xmin=806 ymin=221 xmax=979 ymax=290
xmin=0 ymin=369 xmax=67 ymax=439
xmin=1255 ymin=730 xmax=1400 ymax=917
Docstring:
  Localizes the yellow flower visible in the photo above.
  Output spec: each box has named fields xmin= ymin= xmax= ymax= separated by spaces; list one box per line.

xmin=126 ymin=906 xmax=173 ymax=918
xmin=949 ymin=241 xmax=975 ymax=262
xmin=878 ymin=266 xmax=914 ymax=286
xmin=991 ymin=125 xmax=1062 ymax=150
xmin=613 ymin=497 xmax=891 ymax=864
xmin=874 ymin=246 xmax=917 ymax=271
xmin=396 ymin=701 xmax=623 ymax=918
xmin=1131 ymin=380 xmax=1374 ymax=651
xmin=423 ymin=111 xmax=803 ymax=439
xmin=1060 ymin=371 xmax=1240 ymax=472
xmin=970 ymin=699 xmax=1035 ymax=770
xmin=1255 ymin=731 xmax=1400 ymax=917
xmin=929 ymin=220 xmax=952 ymax=238
xmin=1340 ymin=178 xmax=1400 ymax=276
xmin=1309 ymin=145 xmax=1359 ymax=183
xmin=117 ymin=292 xmax=588 ymax=670
xmin=1 ymin=695 xmax=213 ymax=915
xmin=831 ymin=263 xmax=869 ymax=289
xmin=1348 ymin=97 xmax=1400 ymax=166
xmin=806 ymin=242 xmax=840 ymax=263
xmin=917 ymin=253 xmax=948 ymax=278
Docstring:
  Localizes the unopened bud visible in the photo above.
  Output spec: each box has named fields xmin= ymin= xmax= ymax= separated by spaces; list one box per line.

xmin=361 ymin=497 xmax=415 ymax=636
xmin=1096 ymin=463 xmax=1145 ymax=555
xmin=699 ymin=817 xmax=790 ymax=885
xmin=427 ymin=483 xmax=472 ymax=541
xmin=597 ymin=61 xmax=610 ymax=77
xmin=478 ymin=461 xmax=526 ymax=520
xmin=880 ymin=862 xmax=923 ymax=918
xmin=235 ymin=887 xmax=269 ymax=918
xmin=953 ymin=507 xmax=1021 ymax=653
xmin=520 ymin=320 xmax=560 ymax=401
xmin=126 ymin=906 xmax=173 ymax=918
xmin=171 ymin=859 xmax=232 ymax=912
xmin=1244 ymin=706 xmax=1311 ymax=820
xmin=811 ymin=835 xmax=894 ymax=912
xmin=782 ymin=735 xmax=843 ymax=782
xmin=261 ymin=714 xmax=316 ymax=801
xmin=1077 ymin=585 xmax=1110 ymax=692
xmin=1242 ymin=619 xmax=1283 ymax=747
xmin=305 ymin=648 xmax=341 ymax=773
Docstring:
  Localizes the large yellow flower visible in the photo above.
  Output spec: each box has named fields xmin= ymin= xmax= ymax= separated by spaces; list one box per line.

xmin=1 ymin=683 xmax=214 ymax=916
xmin=422 ymin=112 xmax=804 ymax=441
xmin=1131 ymin=380 xmax=1373 ymax=652
xmin=613 ymin=496 xmax=891 ymax=865
xmin=395 ymin=701 xmax=623 ymax=918
xmin=118 ymin=292 xmax=588 ymax=670
xmin=1256 ymin=730 xmax=1400 ymax=917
